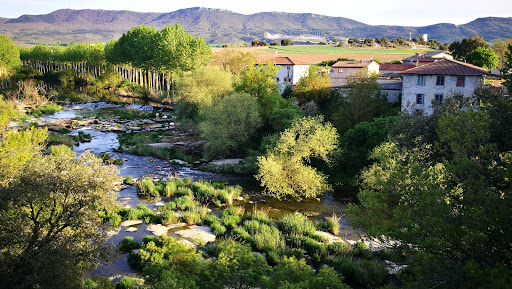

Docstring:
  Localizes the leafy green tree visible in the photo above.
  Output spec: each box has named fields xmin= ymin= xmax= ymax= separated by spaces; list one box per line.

xmin=176 ymin=65 xmax=235 ymax=119
xmin=294 ymin=65 xmax=332 ymax=103
xmin=281 ymin=39 xmax=294 ymax=46
xmin=333 ymin=116 xmax=399 ymax=182
xmin=0 ymin=100 xmax=47 ymax=186
xmin=256 ymin=116 xmax=338 ymax=199
xmin=211 ymin=49 xmax=256 ymax=74
xmin=199 ymin=93 xmax=262 ymax=159
xmin=465 ymin=47 xmax=498 ymax=70
xmin=236 ymin=61 xmax=280 ymax=97
xmin=449 ymin=35 xmax=489 ymax=60
xmin=0 ymin=35 xmax=20 ymax=74
xmin=0 ymin=150 xmax=121 ymax=289
xmin=348 ymin=106 xmax=512 ymax=288
xmin=491 ymin=38 xmax=512 ymax=71
xmin=324 ymin=71 xmax=396 ymax=134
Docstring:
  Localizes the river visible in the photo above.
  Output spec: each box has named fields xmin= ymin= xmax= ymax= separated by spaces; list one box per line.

xmin=38 ymin=102 xmax=360 ymax=279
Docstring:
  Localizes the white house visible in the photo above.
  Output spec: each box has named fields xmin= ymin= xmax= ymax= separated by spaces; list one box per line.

xmin=256 ymin=57 xmax=310 ymax=88
xmin=399 ymin=59 xmax=489 ymax=114
xmin=330 ymin=60 xmax=379 ymax=87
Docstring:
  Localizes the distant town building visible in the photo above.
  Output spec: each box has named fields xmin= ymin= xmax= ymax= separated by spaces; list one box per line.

xmin=400 ymin=59 xmax=489 ymax=114
xmin=330 ymin=60 xmax=379 ymax=87
xmin=402 ymin=51 xmax=453 ymax=66
xmin=255 ymin=56 xmax=310 ymax=89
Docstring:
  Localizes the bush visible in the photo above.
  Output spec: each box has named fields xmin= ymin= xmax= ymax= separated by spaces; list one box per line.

xmin=181 ymin=210 xmax=202 ymax=225
xmin=277 ymin=212 xmax=316 ymax=236
xmin=116 ymin=276 xmax=144 ymax=288
xmin=174 ymin=195 xmax=197 ymax=210
xmin=120 ymin=205 xmax=154 ymax=220
xmin=159 ymin=211 xmax=178 ymax=225
xmin=175 ymin=186 xmax=193 ymax=198
xmin=252 ymin=224 xmax=285 ymax=251
xmin=46 ymin=133 xmax=74 ymax=148
xmin=136 ymin=178 xmax=159 ymax=197
xmin=245 ymin=210 xmax=273 ymax=225
xmin=210 ymin=221 xmax=227 ymax=236
xmin=316 ymin=213 xmax=341 ymax=235
xmin=231 ymin=226 xmax=251 ymax=242
xmin=118 ymin=237 xmax=141 ymax=253
xmin=163 ymin=181 xmax=177 ymax=197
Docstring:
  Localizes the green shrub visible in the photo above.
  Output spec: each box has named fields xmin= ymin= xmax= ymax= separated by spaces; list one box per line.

xmin=183 ymin=177 xmax=192 ymax=186
xmin=163 ymin=181 xmax=177 ymax=197
xmin=243 ymin=220 xmax=262 ymax=235
xmin=159 ymin=210 xmax=178 ymax=225
xmin=57 ymin=127 xmax=71 ymax=134
xmin=181 ymin=210 xmax=202 ymax=225
xmin=136 ymin=178 xmax=159 ymax=197
xmin=352 ymin=241 xmax=371 ymax=259
xmin=210 ymin=221 xmax=227 ymax=236
xmin=46 ymin=133 xmax=74 ymax=147
xmin=117 ymin=276 xmax=144 ymax=289
xmin=264 ymin=249 xmax=281 ymax=265
xmin=120 ymin=205 xmax=154 ymax=220
xmin=175 ymin=186 xmax=193 ymax=198
xmin=277 ymin=212 xmax=316 ymax=236
xmin=252 ymin=224 xmax=285 ymax=251
xmin=245 ymin=210 xmax=272 ymax=225
xmin=174 ymin=195 xmax=197 ymax=210
xmin=98 ymin=210 xmax=122 ymax=227
xmin=231 ymin=226 xmax=251 ymax=242
xmin=221 ymin=214 xmax=241 ymax=229
xmin=118 ymin=237 xmax=141 ymax=253
xmin=327 ymin=242 xmax=351 ymax=257
xmin=203 ymin=214 xmax=220 ymax=226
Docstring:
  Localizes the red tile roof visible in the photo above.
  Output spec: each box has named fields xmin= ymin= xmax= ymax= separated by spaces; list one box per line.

xmin=399 ymin=59 xmax=489 ymax=76
xmin=255 ymin=57 xmax=310 ymax=65
xmin=332 ymin=60 xmax=372 ymax=68
xmin=379 ymin=64 xmax=416 ymax=71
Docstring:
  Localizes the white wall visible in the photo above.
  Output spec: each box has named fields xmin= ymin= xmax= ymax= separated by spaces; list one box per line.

xmin=275 ymin=64 xmax=309 ymax=86
xmin=401 ymin=74 xmax=484 ymax=114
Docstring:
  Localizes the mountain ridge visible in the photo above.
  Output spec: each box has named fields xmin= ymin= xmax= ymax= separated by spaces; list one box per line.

xmin=0 ymin=8 xmax=511 ymax=45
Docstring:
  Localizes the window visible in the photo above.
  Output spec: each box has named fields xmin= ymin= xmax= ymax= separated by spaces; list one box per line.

xmin=287 ymin=67 xmax=291 ymax=70
xmin=338 ymin=68 xmax=343 ymax=73
xmin=435 ymin=94 xmax=444 ymax=102
xmin=276 ymin=78 xmax=280 ymax=82
xmin=417 ymin=75 xmax=425 ymax=85
xmin=436 ymin=76 xmax=445 ymax=86
xmin=456 ymin=76 xmax=465 ymax=87
xmin=416 ymin=94 xmax=424 ymax=104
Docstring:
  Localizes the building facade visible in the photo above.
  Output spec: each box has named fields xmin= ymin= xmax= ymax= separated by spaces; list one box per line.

xmin=400 ymin=59 xmax=488 ymax=114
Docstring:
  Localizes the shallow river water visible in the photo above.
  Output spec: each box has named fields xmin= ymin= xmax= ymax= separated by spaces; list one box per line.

xmin=38 ymin=102 xmax=361 ymax=279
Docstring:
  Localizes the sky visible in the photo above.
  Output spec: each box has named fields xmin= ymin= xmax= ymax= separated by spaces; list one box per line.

xmin=0 ymin=0 xmax=511 ymax=26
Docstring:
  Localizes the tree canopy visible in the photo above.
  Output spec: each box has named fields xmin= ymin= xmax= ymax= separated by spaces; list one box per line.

xmin=449 ymin=35 xmax=489 ymax=60
xmin=465 ymin=47 xmax=498 ymax=70
xmin=256 ymin=116 xmax=338 ymax=199
xmin=0 ymin=35 xmax=20 ymax=75
xmin=348 ymin=91 xmax=512 ymax=288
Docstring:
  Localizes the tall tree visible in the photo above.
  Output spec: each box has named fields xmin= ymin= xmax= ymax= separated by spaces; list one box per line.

xmin=236 ymin=62 xmax=280 ymax=97
xmin=256 ymin=116 xmax=338 ymax=199
xmin=465 ymin=47 xmax=498 ymax=70
xmin=0 ymin=35 xmax=20 ymax=76
xmin=0 ymin=149 xmax=121 ymax=289
xmin=449 ymin=35 xmax=489 ymax=60
xmin=293 ymin=65 xmax=332 ymax=103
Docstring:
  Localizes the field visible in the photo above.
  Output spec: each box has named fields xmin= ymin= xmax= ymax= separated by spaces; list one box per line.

xmin=213 ymin=45 xmax=436 ymax=64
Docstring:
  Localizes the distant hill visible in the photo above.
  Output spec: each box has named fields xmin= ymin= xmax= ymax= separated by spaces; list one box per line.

xmin=0 ymin=7 xmax=511 ymax=45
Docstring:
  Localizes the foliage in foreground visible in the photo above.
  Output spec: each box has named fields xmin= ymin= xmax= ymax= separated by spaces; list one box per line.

xmin=0 ymin=149 xmax=121 ymax=289
xmin=348 ymin=92 xmax=512 ymax=288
